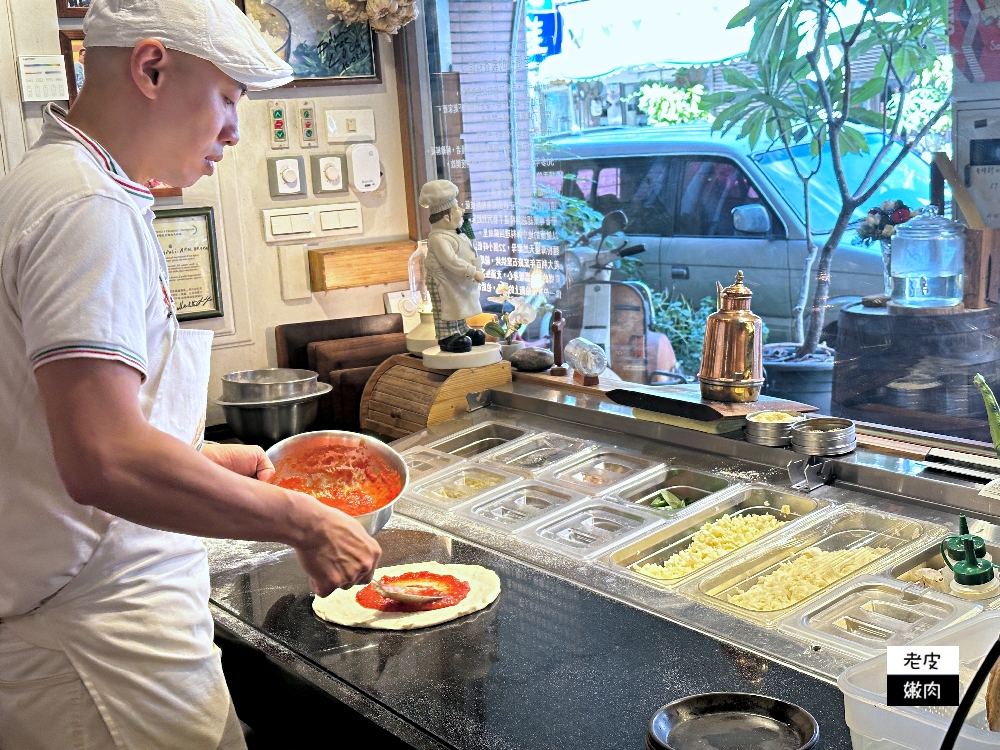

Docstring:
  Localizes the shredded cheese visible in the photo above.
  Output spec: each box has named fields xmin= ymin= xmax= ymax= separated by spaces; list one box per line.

xmin=633 ymin=513 xmax=786 ymax=580
xmin=727 ymin=546 xmax=889 ymax=611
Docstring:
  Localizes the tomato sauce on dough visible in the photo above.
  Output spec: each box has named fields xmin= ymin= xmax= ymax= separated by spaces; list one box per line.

xmin=356 ymin=572 xmax=471 ymax=612
xmin=270 ymin=443 xmax=402 ymax=516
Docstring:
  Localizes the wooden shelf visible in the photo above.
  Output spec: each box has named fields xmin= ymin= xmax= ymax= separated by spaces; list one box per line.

xmin=308 ymin=240 xmax=416 ymax=292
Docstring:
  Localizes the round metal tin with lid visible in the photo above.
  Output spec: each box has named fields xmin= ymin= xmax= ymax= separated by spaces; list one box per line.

xmin=790 ymin=417 xmax=856 ymax=456
xmin=745 ymin=411 xmax=807 ymax=447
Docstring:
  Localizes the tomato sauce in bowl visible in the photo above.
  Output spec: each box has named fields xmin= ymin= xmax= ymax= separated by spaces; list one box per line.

xmin=270 ymin=442 xmax=403 ymax=516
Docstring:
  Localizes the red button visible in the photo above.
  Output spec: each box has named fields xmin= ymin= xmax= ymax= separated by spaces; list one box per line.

xmin=274 ymin=119 xmax=284 ymax=129
xmin=304 ymin=120 xmax=313 ymax=129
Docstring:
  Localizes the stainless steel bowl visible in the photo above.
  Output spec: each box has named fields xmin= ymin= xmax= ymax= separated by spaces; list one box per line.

xmin=266 ymin=430 xmax=408 ymax=536
xmin=215 ymin=383 xmax=331 ymax=447
xmin=221 ymin=368 xmax=319 ymax=402
xmin=790 ymin=417 xmax=856 ymax=456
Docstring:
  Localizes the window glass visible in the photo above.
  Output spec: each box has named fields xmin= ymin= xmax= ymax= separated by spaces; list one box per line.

xmin=556 ymin=158 xmax=672 ymax=236
xmin=676 ymin=158 xmax=780 ymax=237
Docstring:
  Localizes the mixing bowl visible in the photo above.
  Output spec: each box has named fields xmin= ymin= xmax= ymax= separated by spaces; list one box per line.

xmin=221 ymin=368 xmax=319 ymax=402
xmin=266 ymin=430 xmax=409 ymax=536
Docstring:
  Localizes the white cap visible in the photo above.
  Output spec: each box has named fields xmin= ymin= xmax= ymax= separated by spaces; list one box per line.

xmin=83 ymin=0 xmax=294 ymax=91
xmin=418 ymin=180 xmax=459 ymax=214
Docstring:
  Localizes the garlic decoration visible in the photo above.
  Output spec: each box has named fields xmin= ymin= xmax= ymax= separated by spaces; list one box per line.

xmin=325 ymin=0 xmax=418 ymax=34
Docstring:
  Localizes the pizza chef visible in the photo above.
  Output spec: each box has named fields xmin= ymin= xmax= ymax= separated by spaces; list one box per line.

xmin=0 ymin=1 xmax=381 ymax=748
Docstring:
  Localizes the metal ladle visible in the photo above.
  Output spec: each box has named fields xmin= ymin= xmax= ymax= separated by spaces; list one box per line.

xmin=371 ymin=577 xmax=446 ymax=605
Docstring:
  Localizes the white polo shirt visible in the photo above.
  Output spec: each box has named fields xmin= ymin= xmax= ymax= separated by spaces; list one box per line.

xmin=0 ymin=104 xmax=178 ymax=618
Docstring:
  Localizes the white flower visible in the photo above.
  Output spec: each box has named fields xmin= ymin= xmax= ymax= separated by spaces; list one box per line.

xmin=507 ymin=298 xmax=537 ymax=328
xmin=880 ymin=200 xmax=896 ymax=212
xmin=866 ymin=214 xmax=879 ymax=226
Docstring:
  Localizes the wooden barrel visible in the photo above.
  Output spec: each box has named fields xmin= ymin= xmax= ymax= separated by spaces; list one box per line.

xmin=832 ymin=303 xmax=1000 ymax=441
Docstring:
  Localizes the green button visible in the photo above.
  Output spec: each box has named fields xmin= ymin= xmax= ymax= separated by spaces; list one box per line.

xmin=302 ymin=109 xmax=311 ymax=118
xmin=275 ymin=129 xmax=285 ymax=140
xmin=305 ymin=128 xmax=314 ymax=138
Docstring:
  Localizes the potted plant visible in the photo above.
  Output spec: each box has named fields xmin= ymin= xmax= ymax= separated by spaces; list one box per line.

xmin=484 ymin=283 xmax=538 ymax=360
xmin=704 ymin=0 xmax=949 ymax=410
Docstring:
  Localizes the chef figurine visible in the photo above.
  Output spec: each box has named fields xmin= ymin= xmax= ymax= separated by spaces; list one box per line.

xmin=418 ymin=179 xmax=486 ymax=353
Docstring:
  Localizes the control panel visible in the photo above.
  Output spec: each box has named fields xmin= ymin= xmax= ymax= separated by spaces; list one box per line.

xmin=268 ymin=100 xmax=289 ymax=149
xmin=266 ymin=156 xmax=306 ymax=197
xmin=299 ymin=100 xmax=318 ymax=149
xmin=310 ymin=154 xmax=348 ymax=194
xmin=261 ymin=201 xmax=363 ymax=243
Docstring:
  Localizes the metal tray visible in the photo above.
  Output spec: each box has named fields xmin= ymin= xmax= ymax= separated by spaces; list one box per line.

xmin=888 ymin=536 xmax=1000 ymax=606
xmin=516 ymin=499 xmax=663 ymax=560
xmin=777 ymin=575 xmax=980 ymax=660
xmin=408 ymin=464 xmax=524 ymax=508
xmin=539 ymin=449 xmax=664 ymax=495
xmin=685 ymin=505 xmax=939 ymax=627
xmin=454 ymin=480 xmax=587 ymax=532
xmin=611 ymin=467 xmax=732 ymax=514
xmin=477 ymin=432 xmax=595 ymax=475
xmin=428 ymin=422 xmax=530 ymax=458
xmin=400 ymin=447 xmax=463 ymax=482
xmin=602 ymin=487 xmax=824 ymax=589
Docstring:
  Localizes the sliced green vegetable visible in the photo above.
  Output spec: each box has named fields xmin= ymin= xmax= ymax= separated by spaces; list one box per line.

xmin=975 ymin=373 xmax=1000 ymax=457
xmin=648 ymin=489 xmax=686 ymax=509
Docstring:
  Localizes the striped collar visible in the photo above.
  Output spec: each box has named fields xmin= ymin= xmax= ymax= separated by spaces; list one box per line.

xmin=43 ymin=103 xmax=155 ymax=208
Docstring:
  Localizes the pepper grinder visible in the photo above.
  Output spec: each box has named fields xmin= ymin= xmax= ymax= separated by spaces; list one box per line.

xmin=697 ymin=271 xmax=764 ymax=403
xmin=549 ymin=309 xmax=567 ymax=376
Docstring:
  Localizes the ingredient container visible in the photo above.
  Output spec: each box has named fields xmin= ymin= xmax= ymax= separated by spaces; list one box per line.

xmin=400 ymin=447 xmax=463 ymax=482
xmin=839 ymin=611 xmax=1000 ymax=749
xmin=477 ymin=432 xmax=595 ymax=475
xmin=428 ymin=421 xmax=530 ymax=458
xmin=686 ymin=505 xmax=938 ymax=627
xmin=745 ymin=410 xmax=807 ymax=447
xmin=408 ymin=464 xmax=523 ymax=508
xmin=890 ymin=213 xmax=965 ymax=308
xmin=221 ymin=368 xmax=319 ymax=401
xmin=455 ymin=480 xmax=586 ymax=532
xmin=539 ymin=449 xmax=664 ymax=495
xmin=516 ymin=499 xmax=663 ymax=560
xmin=610 ymin=467 xmax=731 ymax=513
xmin=603 ymin=486 xmax=824 ymax=589
xmin=791 ymin=417 xmax=857 ymax=456
xmin=777 ymin=575 xmax=980 ymax=660
xmin=889 ymin=536 xmax=1000 ymax=607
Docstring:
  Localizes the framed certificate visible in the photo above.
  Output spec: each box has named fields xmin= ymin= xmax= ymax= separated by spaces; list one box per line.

xmin=152 ymin=207 xmax=224 ymax=321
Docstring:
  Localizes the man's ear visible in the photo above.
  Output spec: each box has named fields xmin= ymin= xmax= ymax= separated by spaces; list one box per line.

xmin=130 ymin=39 xmax=168 ymax=100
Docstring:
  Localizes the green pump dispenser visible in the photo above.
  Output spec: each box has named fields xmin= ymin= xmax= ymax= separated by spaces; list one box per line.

xmin=944 ymin=514 xmax=987 ymax=562
xmin=950 ymin=537 xmax=996 ymax=586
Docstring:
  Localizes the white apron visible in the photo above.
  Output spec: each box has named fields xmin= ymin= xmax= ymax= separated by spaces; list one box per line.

xmin=2 ymin=326 xmax=230 ymax=750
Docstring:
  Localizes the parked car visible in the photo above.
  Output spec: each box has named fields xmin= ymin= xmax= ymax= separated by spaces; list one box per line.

xmin=537 ymin=124 xmax=931 ymax=342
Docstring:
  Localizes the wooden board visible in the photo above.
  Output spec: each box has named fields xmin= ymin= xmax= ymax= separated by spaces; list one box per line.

xmin=964 ymin=228 xmax=1000 ymax=309
xmin=512 ymin=368 xmax=626 ymax=396
xmin=360 ymin=354 xmax=512 ymax=438
xmin=308 ymin=240 xmax=417 ymax=292
xmin=605 ymin=384 xmax=818 ymax=421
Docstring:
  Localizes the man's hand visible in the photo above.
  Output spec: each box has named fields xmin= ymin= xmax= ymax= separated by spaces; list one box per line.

xmin=202 ymin=442 xmax=274 ymax=481
xmin=294 ymin=505 xmax=382 ymax=595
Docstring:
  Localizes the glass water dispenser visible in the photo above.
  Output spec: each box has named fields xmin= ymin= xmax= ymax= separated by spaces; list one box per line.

xmin=890 ymin=214 xmax=965 ymax=308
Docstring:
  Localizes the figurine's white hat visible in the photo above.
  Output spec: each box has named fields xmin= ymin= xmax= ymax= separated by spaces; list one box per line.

xmin=419 ymin=180 xmax=460 ymax=214
xmin=83 ymin=0 xmax=294 ymax=91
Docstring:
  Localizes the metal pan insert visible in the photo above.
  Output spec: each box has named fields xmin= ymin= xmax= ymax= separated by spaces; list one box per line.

xmin=647 ymin=692 xmax=819 ymax=750
xmin=428 ymin=422 xmax=530 ymax=458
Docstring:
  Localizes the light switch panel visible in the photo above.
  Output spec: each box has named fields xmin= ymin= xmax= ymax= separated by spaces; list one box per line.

xmin=324 ymin=109 xmax=376 ymax=143
xmin=310 ymin=154 xmax=348 ymax=194
xmin=261 ymin=202 xmax=363 ymax=243
xmin=299 ymin=100 xmax=318 ymax=149
xmin=268 ymin=100 xmax=289 ymax=149
xmin=267 ymin=156 xmax=306 ymax=197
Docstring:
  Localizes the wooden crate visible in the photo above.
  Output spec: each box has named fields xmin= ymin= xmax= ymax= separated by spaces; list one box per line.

xmin=308 ymin=240 xmax=416 ymax=292
xmin=360 ymin=354 xmax=512 ymax=439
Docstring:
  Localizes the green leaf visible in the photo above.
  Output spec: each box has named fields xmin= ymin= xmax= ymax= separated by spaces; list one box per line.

xmin=851 ymin=76 xmax=887 ymax=105
xmin=484 ymin=322 xmax=506 ymax=339
xmin=848 ymin=106 xmax=887 ymax=129
xmin=727 ymin=5 xmax=752 ymax=29
xmin=722 ymin=68 xmax=760 ymax=91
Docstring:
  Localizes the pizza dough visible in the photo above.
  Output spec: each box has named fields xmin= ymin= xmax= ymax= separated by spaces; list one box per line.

xmin=987 ymin=657 xmax=1000 ymax=732
xmin=312 ymin=561 xmax=501 ymax=630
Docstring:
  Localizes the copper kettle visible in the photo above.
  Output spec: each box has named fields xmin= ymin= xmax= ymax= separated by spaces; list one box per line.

xmin=698 ymin=271 xmax=764 ymax=403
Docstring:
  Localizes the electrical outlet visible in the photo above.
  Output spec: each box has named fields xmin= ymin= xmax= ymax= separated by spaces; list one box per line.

xmin=268 ymin=100 xmax=289 ymax=149
xmin=325 ymin=109 xmax=376 ymax=143
xmin=299 ymin=100 xmax=318 ymax=149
